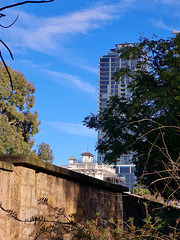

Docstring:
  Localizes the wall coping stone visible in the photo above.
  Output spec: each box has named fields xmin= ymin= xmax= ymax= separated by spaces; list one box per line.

xmin=0 ymin=154 xmax=128 ymax=193
xmin=0 ymin=160 xmax=14 ymax=171
xmin=123 ymin=193 xmax=180 ymax=210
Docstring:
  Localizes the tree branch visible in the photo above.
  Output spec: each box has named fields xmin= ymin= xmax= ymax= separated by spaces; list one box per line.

xmin=0 ymin=1 xmax=54 ymax=12
xmin=0 ymin=51 xmax=13 ymax=90
xmin=0 ymin=15 xmax=19 ymax=28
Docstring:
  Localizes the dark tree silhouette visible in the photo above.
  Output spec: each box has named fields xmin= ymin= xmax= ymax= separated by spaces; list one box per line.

xmin=84 ymin=34 xmax=180 ymax=200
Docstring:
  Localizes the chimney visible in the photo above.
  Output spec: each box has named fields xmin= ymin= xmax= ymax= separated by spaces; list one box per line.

xmin=69 ymin=156 xmax=75 ymax=165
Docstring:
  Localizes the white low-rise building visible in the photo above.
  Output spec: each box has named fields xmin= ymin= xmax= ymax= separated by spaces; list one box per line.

xmin=60 ymin=152 xmax=124 ymax=184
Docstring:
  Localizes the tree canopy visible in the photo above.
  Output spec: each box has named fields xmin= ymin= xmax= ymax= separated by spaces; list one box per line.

xmin=0 ymin=1 xmax=54 ymax=161
xmin=37 ymin=142 xmax=54 ymax=163
xmin=84 ymin=34 xmax=180 ymax=200
xmin=0 ymin=63 xmax=40 ymax=155
xmin=0 ymin=64 xmax=54 ymax=163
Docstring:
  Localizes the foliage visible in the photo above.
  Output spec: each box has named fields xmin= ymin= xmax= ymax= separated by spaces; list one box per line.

xmin=0 ymin=199 xmax=179 ymax=240
xmin=0 ymin=63 xmax=40 ymax=155
xmin=37 ymin=142 xmax=54 ymax=163
xmin=84 ymin=34 xmax=180 ymax=200
xmin=132 ymin=184 xmax=152 ymax=198
xmin=0 ymin=1 xmax=54 ymax=158
xmin=0 ymin=2 xmax=56 ymax=160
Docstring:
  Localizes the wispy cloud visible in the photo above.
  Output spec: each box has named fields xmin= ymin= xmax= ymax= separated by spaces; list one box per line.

xmin=5 ymin=3 xmax=122 ymax=52
xmin=48 ymin=122 xmax=97 ymax=138
xmin=45 ymin=70 xmax=97 ymax=95
xmin=8 ymin=59 xmax=97 ymax=95
xmin=4 ymin=0 xmax=179 ymax=74
xmin=134 ymin=0 xmax=180 ymax=6
xmin=1 ymin=3 xmax=125 ymax=74
xmin=150 ymin=18 xmax=172 ymax=31
xmin=58 ymin=54 xmax=99 ymax=75
xmin=3 ymin=0 xmax=180 ymax=53
xmin=160 ymin=0 xmax=180 ymax=5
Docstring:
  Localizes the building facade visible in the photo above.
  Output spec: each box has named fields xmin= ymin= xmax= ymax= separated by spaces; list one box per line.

xmin=60 ymin=152 xmax=124 ymax=184
xmin=98 ymin=43 xmax=138 ymax=190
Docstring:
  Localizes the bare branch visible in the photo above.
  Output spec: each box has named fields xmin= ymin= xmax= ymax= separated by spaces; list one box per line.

xmin=0 ymin=1 xmax=54 ymax=12
xmin=142 ymin=132 xmax=160 ymax=176
xmin=0 ymin=0 xmax=53 ymax=90
xmin=0 ymin=40 xmax=14 ymax=60
xmin=0 ymin=15 xmax=19 ymax=28
xmin=126 ymin=122 xmax=180 ymax=151
xmin=0 ymin=14 xmax=6 ymax=18
xmin=0 ymin=51 xmax=13 ymax=90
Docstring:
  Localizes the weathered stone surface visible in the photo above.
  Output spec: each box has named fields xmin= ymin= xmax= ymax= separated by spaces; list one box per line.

xmin=0 ymin=228 xmax=7 ymax=240
xmin=20 ymin=185 xmax=32 ymax=206
xmin=19 ymin=224 xmax=34 ymax=240
xmin=0 ymin=161 xmax=13 ymax=171
xmin=22 ymin=168 xmax=35 ymax=186
xmin=11 ymin=186 xmax=20 ymax=205
xmin=0 ymin=171 xmax=11 ymax=204
xmin=0 ymin=155 xmax=126 ymax=240
xmin=10 ymin=225 xmax=20 ymax=238
xmin=0 ymin=216 xmax=7 ymax=229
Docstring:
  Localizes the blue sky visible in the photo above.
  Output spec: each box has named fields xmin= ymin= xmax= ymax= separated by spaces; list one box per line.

xmin=1 ymin=0 xmax=180 ymax=165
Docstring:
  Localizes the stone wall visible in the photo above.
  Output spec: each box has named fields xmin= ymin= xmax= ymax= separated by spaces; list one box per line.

xmin=123 ymin=193 xmax=180 ymax=230
xmin=0 ymin=155 xmax=127 ymax=240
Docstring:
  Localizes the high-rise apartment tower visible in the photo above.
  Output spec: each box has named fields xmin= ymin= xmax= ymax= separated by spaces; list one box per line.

xmin=98 ymin=43 xmax=137 ymax=189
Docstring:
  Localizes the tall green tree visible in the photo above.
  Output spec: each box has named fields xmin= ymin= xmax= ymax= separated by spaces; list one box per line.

xmin=0 ymin=63 xmax=40 ymax=155
xmin=37 ymin=142 xmax=54 ymax=163
xmin=84 ymin=34 xmax=180 ymax=200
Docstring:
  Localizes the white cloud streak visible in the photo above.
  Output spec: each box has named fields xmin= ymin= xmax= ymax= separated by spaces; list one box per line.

xmin=3 ymin=0 xmax=180 ymax=53
xmin=5 ymin=3 xmax=121 ymax=52
xmin=150 ymin=18 xmax=173 ymax=31
xmin=45 ymin=70 xmax=97 ymax=95
xmin=1 ymin=2 xmax=125 ymax=74
xmin=49 ymin=122 xmax=97 ymax=138
xmin=3 ymin=0 xmax=180 ymax=73
xmin=160 ymin=0 xmax=180 ymax=5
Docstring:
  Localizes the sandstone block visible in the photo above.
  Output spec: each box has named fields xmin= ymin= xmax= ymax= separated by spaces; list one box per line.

xmin=20 ymin=185 xmax=31 ymax=207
